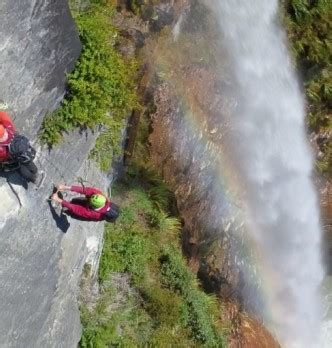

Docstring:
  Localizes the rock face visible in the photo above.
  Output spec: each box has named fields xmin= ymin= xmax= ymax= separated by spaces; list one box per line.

xmin=0 ymin=1 xmax=108 ymax=347
xmin=148 ymin=77 xmax=279 ymax=348
xmin=0 ymin=0 xmax=81 ymax=136
xmin=149 ymin=78 xmax=240 ymax=295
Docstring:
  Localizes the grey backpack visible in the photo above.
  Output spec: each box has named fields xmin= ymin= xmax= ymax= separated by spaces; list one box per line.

xmin=9 ymin=133 xmax=36 ymax=163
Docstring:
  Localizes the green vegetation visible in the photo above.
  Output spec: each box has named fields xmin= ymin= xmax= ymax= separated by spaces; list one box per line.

xmin=89 ymin=126 xmax=122 ymax=172
xmin=39 ymin=2 xmax=139 ymax=150
xmin=80 ymin=177 xmax=226 ymax=347
xmin=283 ymin=0 xmax=331 ymax=174
xmin=77 ymin=17 xmax=226 ymax=342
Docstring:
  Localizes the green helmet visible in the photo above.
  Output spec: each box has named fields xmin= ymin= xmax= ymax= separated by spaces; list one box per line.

xmin=90 ymin=194 xmax=106 ymax=209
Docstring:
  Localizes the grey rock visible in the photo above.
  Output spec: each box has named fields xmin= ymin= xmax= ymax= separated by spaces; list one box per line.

xmin=149 ymin=3 xmax=175 ymax=32
xmin=0 ymin=1 xmax=108 ymax=347
xmin=0 ymin=0 xmax=81 ymax=137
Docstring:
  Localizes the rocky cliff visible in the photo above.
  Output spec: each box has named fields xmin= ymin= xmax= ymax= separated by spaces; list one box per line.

xmin=148 ymin=81 xmax=281 ymax=347
xmin=0 ymin=1 xmax=108 ymax=347
xmin=142 ymin=1 xmax=280 ymax=345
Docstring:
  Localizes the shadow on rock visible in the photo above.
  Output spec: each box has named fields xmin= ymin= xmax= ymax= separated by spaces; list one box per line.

xmin=0 ymin=170 xmax=28 ymax=190
xmin=48 ymin=199 xmax=70 ymax=234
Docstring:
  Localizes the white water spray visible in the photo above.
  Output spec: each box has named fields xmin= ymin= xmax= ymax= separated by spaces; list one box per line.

xmin=205 ymin=0 xmax=324 ymax=347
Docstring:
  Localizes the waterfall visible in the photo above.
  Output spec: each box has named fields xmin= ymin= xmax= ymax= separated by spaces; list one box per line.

xmin=204 ymin=0 xmax=325 ymax=347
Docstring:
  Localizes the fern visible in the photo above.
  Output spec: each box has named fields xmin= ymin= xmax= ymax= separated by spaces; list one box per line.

xmin=39 ymin=3 xmax=139 ymax=147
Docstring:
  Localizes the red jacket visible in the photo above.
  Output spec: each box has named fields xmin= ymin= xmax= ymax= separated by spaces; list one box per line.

xmin=0 ymin=112 xmax=16 ymax=161
xmin=61 ymin=185 xmax=111 ymax=221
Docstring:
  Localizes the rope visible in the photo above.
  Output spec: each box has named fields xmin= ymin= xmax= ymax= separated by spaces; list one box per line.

xmin=77 ymin=176 xmax=87 ymax=193
xmin=6 ymin=177 xmax=23 ymax=208
xmin=37 ymin=151 xmax=105 ymax=193
xmin=38 ymin=154 xmax=67 ymax=183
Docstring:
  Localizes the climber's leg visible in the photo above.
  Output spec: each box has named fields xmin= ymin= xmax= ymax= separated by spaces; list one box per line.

xmin=19 ymin=162 xmax=38 ymax=183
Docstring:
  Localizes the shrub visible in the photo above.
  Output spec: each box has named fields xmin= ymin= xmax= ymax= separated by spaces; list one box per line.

xmin=142 ymin=283 xmax=187 ymax=326
xmin=283 ymin=0 xmax=331 ymax=174
xmin=98 ymin=223 xmax=156 ymax=284
xmin=149 ymin=326 xmax=194 ymax=347
xmin=40 ymin=2 xmax=139 ymax=147
xmin=80 ymin=284 xmax=153 ymax=347
xmin=160 ymin=246 xmax=225 ymax=346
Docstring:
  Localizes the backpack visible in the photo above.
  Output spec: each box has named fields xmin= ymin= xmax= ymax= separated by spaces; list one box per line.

xmin=9 ymin=133 xmax=36 ymax=163
xmin=104 ymin=203 xmax=120 ymax=223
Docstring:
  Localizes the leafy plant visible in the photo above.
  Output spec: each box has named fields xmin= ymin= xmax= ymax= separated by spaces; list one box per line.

xmin=80 ymin=281 xmax=153 ymax=347
xmin=99 ymin=223 xmax=156 ymax=284
xmin=39 ymin=2 xmax=139 ymax=148
xmin=282 ymin=0 xmax=332 ymax=175
xmin=142 ymin=283 xmax=187 ymax=326
xmin=160 ymin=245 xmax=225 ymax=346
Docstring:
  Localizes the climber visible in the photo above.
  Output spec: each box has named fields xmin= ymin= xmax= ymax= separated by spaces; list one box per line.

xmin=0 ymin=110 xmax=39 ymax=183
xmin=51 ymin=183 xmax=120 ymax=222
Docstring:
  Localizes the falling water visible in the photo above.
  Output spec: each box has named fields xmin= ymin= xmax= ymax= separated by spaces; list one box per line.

xmin=203 ymin=0 xmax=324 ymax=347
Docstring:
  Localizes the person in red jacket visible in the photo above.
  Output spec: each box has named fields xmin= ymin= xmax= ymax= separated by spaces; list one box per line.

xmin=0 ymin=111 xmax=38 ymax=183
xmin=0 ymin=111 xmax=16 ymax=160
xmin=51 ymin=184 xmax=111 ymax=221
